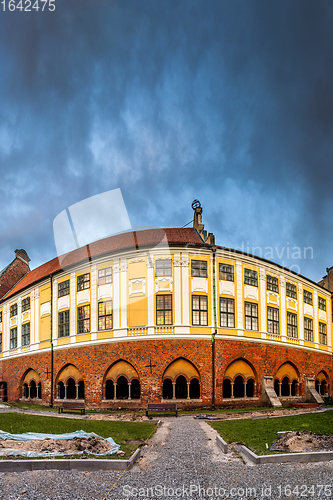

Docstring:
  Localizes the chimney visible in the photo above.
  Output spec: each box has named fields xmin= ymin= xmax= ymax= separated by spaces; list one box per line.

xmin=15 ymin=249 xmax=31 ymax=265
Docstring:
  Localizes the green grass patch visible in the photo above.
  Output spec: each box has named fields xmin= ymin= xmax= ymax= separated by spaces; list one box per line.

xmin=0 ymin=413 xmax=155 ymax=459
xmin=209 ymin=411 xmax=333 ymax=455
xmin=7 ymin=402 xmax=58 ymax=412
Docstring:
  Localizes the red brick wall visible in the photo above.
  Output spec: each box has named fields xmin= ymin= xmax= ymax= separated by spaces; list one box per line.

xmin=0 ymin=338 xmax=331 ymax=408
xmin=0 ymin=257 xmax=30 ymax=299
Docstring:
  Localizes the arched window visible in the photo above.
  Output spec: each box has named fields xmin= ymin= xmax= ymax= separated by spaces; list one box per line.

xmin=30 ymin=380 xmax=37 ymax=399
xmin=67 ymin=378 xmax=76 ymax=399
xmin=116 ymin=376 xmax=129 ymax=399
xmin=58 ymin=381 xmax=65 ymax=399
xmin=223 ymin=379 xmax=231 ymax=399
xmin=281 ymin=377 xmax=290 ymax=397
xmin=175 ymin=375 xmax=187 ymax=399
xmin=23 ymin=383 xmax=28 ymax=399
xmin=246 ymin=379 xmax=254 ymax=397
xmin=291 ymin=380 xmax=297 ymax=397
xmin=78 ymin=380 xmax=84 ymax=399
xmin=315 ymin=380 xmax=320 ymax=393
xmin=105 ymin=380 xmax=114 ymax=400
xmin=131 ymin=379 xmax=140 ymax=399
xmin=190 ymin=378 xmax=200 ymax=399
xmin=163 ymin=379 xmax=173 ymax=399
xmin=234 ymin=376 xmax=245 ymax=398
xmin=320 ymin=380 xmax=327 ymax=395
xmin=162 ymin=359 xmax=201 ymax=400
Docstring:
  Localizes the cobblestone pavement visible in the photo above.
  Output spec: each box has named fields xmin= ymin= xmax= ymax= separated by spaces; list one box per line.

xmin=0 ymin=416 xmax=332 ymax=500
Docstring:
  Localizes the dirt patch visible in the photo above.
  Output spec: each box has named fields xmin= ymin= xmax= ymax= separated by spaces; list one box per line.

xmin=206 ymin=408 xmax=325 ymax=421
xmin=87 ymin=413 xmax=149 ymax=421
xmin=0 ymin=436 xmax=113 ymax=455
xmin=271 ymin=430 xmax=333 ymax=452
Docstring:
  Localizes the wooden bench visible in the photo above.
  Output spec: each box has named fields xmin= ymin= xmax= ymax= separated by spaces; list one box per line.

xmin=146 ymin=402 xmax=177 ymax=417
xmin=58 ymin=401 xmax=85 ymax=415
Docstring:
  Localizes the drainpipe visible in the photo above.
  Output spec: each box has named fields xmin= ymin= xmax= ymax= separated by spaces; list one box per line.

xmin=50 ymin=273 xmax=54 ymax=407
xmin=211 ymin=246 xmax=217 ymax=410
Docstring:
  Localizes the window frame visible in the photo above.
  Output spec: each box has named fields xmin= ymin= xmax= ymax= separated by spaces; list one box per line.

xmin=286 ymin=283 xmax=297 ymax=299
xmin=191 ymin=260 xmax=208 ymax=278
xmin=219 ymin=264 xmax=234 ymax=282
xmin=319 ymin=322 xmax=327 ymax=345
xmin=22 ymin=297 xmax=30 ymax=312
xmin=77 ymin=273 xmax=90 ymax=292
xmin=303 ymin=290 xmax=313 ymax=305
xmin=98 ymin=300 xmax=113 ymax=330
xmin=267 ymin=306 xmax=279 ymax=334
xmin=155 ymin=260 xmax=173 ymax=278
xmin=318 ymin=296 xmax=326 ymax=311
xmin=0 ymin=333 xmax=2 ymax=352
xmin=304 ymin=317 xmax=313 ymax=342
xmin=0 ymin=311 xmax=2 ymax=323
xmin=77 ymin=305 xmax=90 ymax=334
xmin=220 ymin=297 xmax=235 ymax=328
xmin=156 ymin=295 xmax=173 ymax=325
xmin=10 ymin=304 xmax=17 ymax=317
xmin=244 ymin=301 xmax=259 ymax=331
xmin=10 ymin=327 xmax=17 ymax=349
xmin=244 ymin=269 xmax=258 ymax=287
xmin=98 ymin=268 xmax=113 ymax=286
xmin=58 ymin=310 xmax=70 ymax=338
xmin=266 ymin=276 xmax=279 ymax=293
xmin=22 ymin=322 xmax=30 ymax=346
xmin=58 ymin=280 xmax=70 ymax=297
xmin=287 ymin=311 xmax=298 ymax=338
xmin=192 ymin=295 xmax=208 ymax=326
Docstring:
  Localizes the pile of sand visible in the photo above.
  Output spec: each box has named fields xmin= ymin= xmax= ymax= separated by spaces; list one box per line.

xmin=0 ymin=436 xmax=112 ymax=455
xmin=272 ymin=430 xmax=333 ymax=452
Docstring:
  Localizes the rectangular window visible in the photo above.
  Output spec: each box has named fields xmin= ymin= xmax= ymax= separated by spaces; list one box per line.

xmin=10 ymin=304 xmax=17 ymax=317
xmin=287 ymin=312 xmax=298 ymax=338
xmin=10 ymin=327 xmax=17 ymax=349
xmin=319 ymin=322 xmax=327 ymax=345
xmin=0 ymin=311 xmax=2 ymax=323
xmin=58 ymin=280 xmax=70 ymax=297
xmin=219 ymin=264 xmax=234 ymax=281
xmin=98 ymin=301 xmax=113 ymax=330
xmin=191 ymin=260 xmax=207 ymax=278
xmin=98 ymin=268 xmax=112 ymax=285
xmin=22 ymin=297 xmax=30 ymax=312
xmin=77 ymin=273 xmax=90 ymax=291
xmin=0 ymin=333 xmax=2 ymax=352
xmin=318 ymin=296 xmax=326 ymax=311
xmin=303 ymin=290 xmax=313 ymax=305
xmin=267 ymin=276 xmax=279 ymax=293
xmin=244 ymin=269 xmax=258 ymax=287
xmin=244 ymin=302 xmax=258 ymax=330
xmin=304 ymin=317 xmax=313 ymax=342
xmin=220 ymin=298 xmax=235 ymax=328
xmin=155 ymin=260 xmax=172 ymax=277
xmin=58 ymin=310 xmax=70 ymax=337
xmin=286 ymin=283 xmax=297 ymax=299
xmin=192 ymin=295 xmax=208 ymax=325
xmin=156 ymin=295 xmax=172 ymax=325
xmin=22 ymin=323 xmax=30 ymax=346
xmin=267 ymin=307 xmax=279 ymax=334
xmin=77 ymin=305 xmax=90 ymax=333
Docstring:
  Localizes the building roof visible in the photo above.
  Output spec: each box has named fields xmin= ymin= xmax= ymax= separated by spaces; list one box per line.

xmin=2 ymin=228 xmax=207 ymax=301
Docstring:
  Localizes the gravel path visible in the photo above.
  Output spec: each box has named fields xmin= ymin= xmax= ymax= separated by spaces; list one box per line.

xmin=0 ymin=416 xmax=333 ymax=499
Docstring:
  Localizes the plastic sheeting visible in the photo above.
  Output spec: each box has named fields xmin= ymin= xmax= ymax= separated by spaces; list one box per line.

xmin=0 ymin=430 xmax=120 ymax=457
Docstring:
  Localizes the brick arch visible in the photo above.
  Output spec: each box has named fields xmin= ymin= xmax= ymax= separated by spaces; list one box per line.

xmin=55 ymin=363 xmax=84 ymax=385
xmin=162 ymin=358 xmax=200 ymax=384
xmin=224 ymin=358 xmax=257 ymax=383
xmin=274 ymin=361 xmax=299 ymax=383
xmin=103 ymin=360 xmax=139 ymax=384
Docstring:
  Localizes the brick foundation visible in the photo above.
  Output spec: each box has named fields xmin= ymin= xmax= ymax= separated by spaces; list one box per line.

xmin=0 ymin=338 xmax=331 ymax=408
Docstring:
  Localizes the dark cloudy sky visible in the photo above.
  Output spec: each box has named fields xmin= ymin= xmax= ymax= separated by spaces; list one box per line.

xmin=0 ymin=0 xmax=332 ymax=281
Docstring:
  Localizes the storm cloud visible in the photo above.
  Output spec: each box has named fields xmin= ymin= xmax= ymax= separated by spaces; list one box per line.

xmin=0 ymin=0 xmax=333 ymax=280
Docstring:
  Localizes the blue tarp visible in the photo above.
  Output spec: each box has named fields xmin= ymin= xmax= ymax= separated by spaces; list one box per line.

xmin=0 ymin=430 xmax=120 ymax=457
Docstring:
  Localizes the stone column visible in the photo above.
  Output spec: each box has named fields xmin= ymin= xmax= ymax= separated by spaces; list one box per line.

xmin=75 ymin=384 xmax=79 ymax=399
xmin=64 ymin=384 xmax=68 ymax=400
xmin=288 ymin=382 xmax=292 ymax=397
xmin=172 ymin=382 xmax=176 ymax=400
xmin=128 ymin=382 xmax=132 ymax=400
xmin=278 ymin=382 xmax=282 ymax=397
xmin=28 ymin=385 xmax=31 ymax=400
xmin=245 ymin=381 xmax=248 ymax=398
xmin=231 ymin=382 xmax=234 ymax=398
xmin=187 ymin=382 xmax=190 ymax=400
xmin=113 ymin=382 xmax=117 ymax=400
